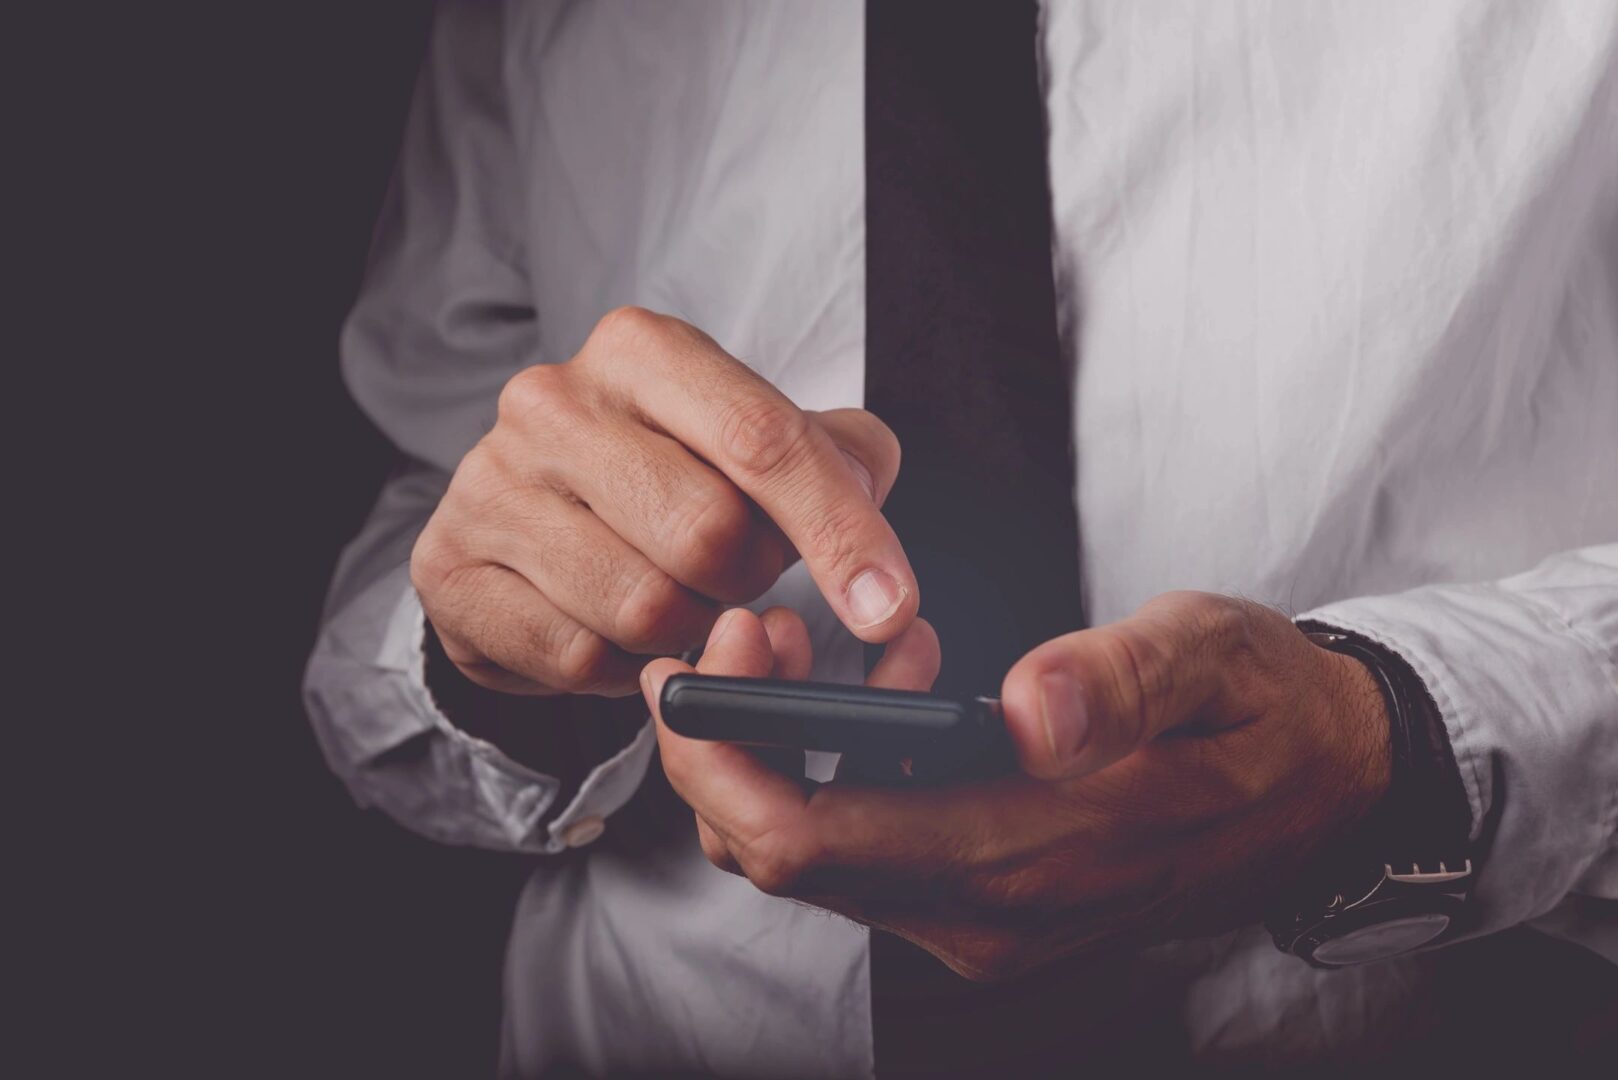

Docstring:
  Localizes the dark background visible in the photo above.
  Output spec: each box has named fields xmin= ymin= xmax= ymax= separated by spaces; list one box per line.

xmin=193 ymin=5 xmax=527 ymax=1075
xmin=26 ymin=4 xmax=1615 ymax=1076
xmin=31 ymin=5 xmax=525 ymax=1076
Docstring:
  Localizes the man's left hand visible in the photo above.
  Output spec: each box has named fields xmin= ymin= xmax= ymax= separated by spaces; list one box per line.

xmin=641 ymin=592 xmax=1392 ymax=981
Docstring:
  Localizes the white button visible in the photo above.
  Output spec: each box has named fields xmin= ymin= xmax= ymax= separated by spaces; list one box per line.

xmin=560 ymin=815 xmax=606 ymax=848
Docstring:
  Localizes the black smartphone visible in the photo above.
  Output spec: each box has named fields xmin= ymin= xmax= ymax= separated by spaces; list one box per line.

xmin=659 ymin=673 xmax=1011 ymax=778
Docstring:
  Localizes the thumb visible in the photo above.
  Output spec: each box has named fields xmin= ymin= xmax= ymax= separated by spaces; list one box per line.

xmin=1000 ymin=592 xmax=1240 ymax=780
xmin=809 ymin=408 xmax=902 ymax=508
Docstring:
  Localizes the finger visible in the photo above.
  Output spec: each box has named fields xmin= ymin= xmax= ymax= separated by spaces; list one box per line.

xmin=533 ymin=410 xmax=790 ymax=603
xmin=694 ymin=605 xmax=780 ymax=677
xmin=808 ymin=407 xmax=902 ymax=508
xmin=426 ymin=563 xmax=643 ymax=695
xmin=834 ymin=618 xmax=943 ymax=782
xmin=643 ymin=609 xmax=819 ymax=887
xmin=785 ymin=778 xmax=1041 ymax=903
xmin=482 ymin=488 xmax=720 ymax=655
xmin=1000 ymin=591 xmax=1240 ymax=780
xmin=584 ymin=308 xmax=919 ymax=643
xmin=430 ymin=625 xmax=560 ymax=696
xmin=753 ymin=606 xmax=813 ymax=777
xmin=866 ymin=618 xmax=941 ymax=692
xmin=759 ymin=606 xmax=814 ymax=680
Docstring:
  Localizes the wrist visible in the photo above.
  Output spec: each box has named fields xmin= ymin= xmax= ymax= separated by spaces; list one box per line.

xmin=422 ymin=618 xmax=646 ymax=785
xmin=1267 ymin=624 xmax=1475 ymax=967
xmin=1316 ymin=646 xmax=1394 ymax=836
xmin=1300 ymin=622 xmax=1472 ymax=863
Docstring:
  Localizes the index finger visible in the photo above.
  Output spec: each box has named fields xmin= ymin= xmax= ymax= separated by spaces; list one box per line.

xmin=643 ymin=609 xmax=816 ymax=860
xmin=587 ymin=307 xmax=919 ymax=642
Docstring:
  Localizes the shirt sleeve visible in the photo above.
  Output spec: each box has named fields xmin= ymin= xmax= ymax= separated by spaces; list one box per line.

xmin=1300 ymin=544 xmax=1618 ymax=955
xmin=303 ymin=467 xmax=657 ymax=854
xmin=300 ymin=3 xmax=656 ymax=854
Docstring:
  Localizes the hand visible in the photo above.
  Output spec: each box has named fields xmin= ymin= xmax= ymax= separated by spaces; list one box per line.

xmin=412 ymin=306 xmax=919 ymax=696
xmin=642 ymin=603 xmax=944 ymax=875
xmin=643 ymin=592 xmax=1392 ymax=981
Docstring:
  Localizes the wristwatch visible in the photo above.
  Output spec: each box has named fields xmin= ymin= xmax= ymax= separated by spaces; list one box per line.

xmin=1265 ymin=626 xmax=1475 ymax=968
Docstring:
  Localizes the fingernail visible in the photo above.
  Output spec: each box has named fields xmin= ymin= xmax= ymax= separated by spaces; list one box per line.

xmin=1038 ymin=670 xmax=1088 ymax=764
xmin=839 ymin=449 xmax=876 ymax=502
xmin=847 ymin=569 xmax=905 ymax=629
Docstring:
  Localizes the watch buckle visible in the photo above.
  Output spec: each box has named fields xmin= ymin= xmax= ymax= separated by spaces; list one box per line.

xmin=1384 ymin=858 xmax=1472 ymax=885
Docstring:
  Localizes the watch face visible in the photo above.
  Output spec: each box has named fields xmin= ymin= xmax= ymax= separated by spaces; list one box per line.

xmin=1311 ymin=913 xmax=1451 ymax=966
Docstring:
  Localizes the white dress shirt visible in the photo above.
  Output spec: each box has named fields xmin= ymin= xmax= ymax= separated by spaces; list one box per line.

xmin=303 ymin=2 xmax=1618 ymax=1075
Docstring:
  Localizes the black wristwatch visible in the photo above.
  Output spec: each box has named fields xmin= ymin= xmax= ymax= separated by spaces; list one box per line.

xmin=1265 ymin=625 xmax=1475 ymax=968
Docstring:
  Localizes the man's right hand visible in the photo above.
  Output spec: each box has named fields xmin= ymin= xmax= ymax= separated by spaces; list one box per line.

xmin=411 ymin=306 xmax=918 ymax=697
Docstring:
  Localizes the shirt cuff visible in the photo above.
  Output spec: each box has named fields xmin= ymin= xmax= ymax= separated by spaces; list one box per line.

xmin=542 ymin=719 xmax=657 ymax=852
xmin=304 ymin=563 xmax=657 ymax=853
xmin=1300 ymin=570 xmax=1618 ymax=937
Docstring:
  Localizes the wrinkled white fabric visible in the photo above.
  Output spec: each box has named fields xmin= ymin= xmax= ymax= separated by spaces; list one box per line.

xmin=304 ymin=2 xmax=1618 ymax=1074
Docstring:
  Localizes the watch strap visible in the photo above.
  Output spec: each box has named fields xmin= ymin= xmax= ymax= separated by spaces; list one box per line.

xmin=1298 ymin=621 xmax=1473 ymax=870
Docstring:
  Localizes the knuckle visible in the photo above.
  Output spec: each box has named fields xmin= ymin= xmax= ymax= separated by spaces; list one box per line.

xmin=859 ymin=407 xmax=900 ymax=451
xmin=552 ymin=623 xmax=615 ymax=692
xmin=454 ymin=442 xmax=517 ymax=507
xmin=410 ymin=526 xmax=466 ymax=599
xmin=588 ymin=305 xmax=668 ymax=353
xmin=797 ymin=501 xmax=865 ymax=574
xmin=614 ymin=568 xmax=685 ymax=651
xmin=1157 ymin=590 xmax=1250 ymax=652
xmin=743 ymin=835 xmax=817 ymax=898
xmin=816 ymin=407 xmax=902 ymax=505
xmin=496 ymin=363 xmax=569 ymax=425
xmin=1101 ymin=626 xmax=1172 ymax=739
xmin=697 ymin=828 xmax=737 ymax=874
xmin=716 ymin=396 xmax=813 ymax=482
xmin=673 ymin=486 xmax=755 ymax=585
xmin=852 ymin=408 xmax=901 ymax=469
xmin=1211 ymin=596 xmax=1265 ymax=658
xmin=463 ymin=588 xmax=516 ymax=662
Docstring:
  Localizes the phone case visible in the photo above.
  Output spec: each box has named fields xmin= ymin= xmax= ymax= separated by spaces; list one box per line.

xmin=659 ymin=673 xmax=1006 ymax=763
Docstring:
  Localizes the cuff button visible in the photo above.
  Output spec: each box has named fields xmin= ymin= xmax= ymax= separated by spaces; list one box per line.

xmin=560 ymin=815 xmax=606 ymax=848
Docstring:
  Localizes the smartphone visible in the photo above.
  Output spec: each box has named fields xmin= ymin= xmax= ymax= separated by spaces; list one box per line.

xmin=658 ymin=673 xmax=1011 ymax=779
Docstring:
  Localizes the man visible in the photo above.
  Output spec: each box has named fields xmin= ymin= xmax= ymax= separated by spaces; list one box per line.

xmin=304 ymin=2 xmax=1617 ymax=1075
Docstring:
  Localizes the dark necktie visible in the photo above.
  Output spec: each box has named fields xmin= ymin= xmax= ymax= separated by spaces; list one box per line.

xmin=865 ymin=0 xmax=1081 ymax=704
xmin=863 ymin=3 xmax=1184 ymax=1073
